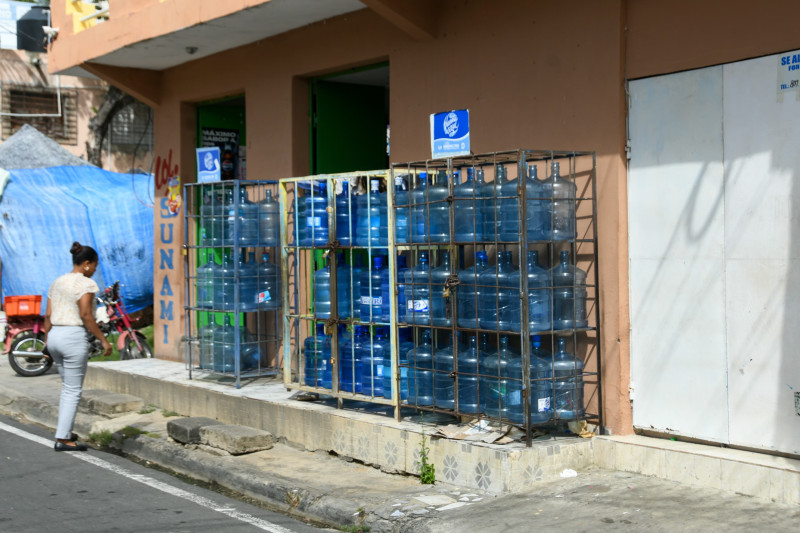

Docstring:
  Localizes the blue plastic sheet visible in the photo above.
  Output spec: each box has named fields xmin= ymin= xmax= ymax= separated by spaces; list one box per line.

xmin=0 ymin=166 xmax=154 ymax=313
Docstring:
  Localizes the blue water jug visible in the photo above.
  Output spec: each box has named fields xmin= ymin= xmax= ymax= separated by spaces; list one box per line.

xmin=410 ymin=172 xmax=429 ymax=243
xmin=542 ymin=161 xmax=576 ymax=241
xmin=530 ymin=336 xmax=554 ymax=423
xmin=428 ymin=170 xmax=451 ymax=243
xmin=478 ymin=251 xmax=518 ymax=331
xmin=407 ymin=329 xmax=434 ymax=406
xmin=356 ymin=178 xmax=388 ymax=247
xmin=433 ymin=338 xmax=455 ymax=409
xmin=200 ymin=185 xmax=234 ymax=247
xmin=551 ymin=250 xmax=588 ymax=330
xmin=257 ymin=252 xmax=281 ymax=310
xmin=257 ymin=189 xmax=280 ymax=246
xmin=360 ymin=255 xmax=386 ymax=322
xmin=237 ymin=252 xmax=260 ymax=312
xmin=480 ymin=336 xmax=513 ymax=418
xmin=314 ymin=255 xmax=351 ymax=319
xmin=212 ymin=250 xmax=236 ymax=310
xmin=348 ymin=254 xmax=362 ymax=320
xmin=499 ymin=164 xmax=547 ymax=242
xmin=213 ymin=315 xmax=257 ymax=373
xmin=552 ymin=337 xmax=584 ymax=419
xmin=198 ymin=321 xmax=215 ymax=370
xmin=359 ymin=329 xmax=387 ymax=397
xmin=196 ymin=256 xmax=216 ymax=309
xmin=228 ymin=186 xmax=259 ymax=246
xmin=382 ymin=254 xmax=407 ymax=323
xmin=456 ymin=251 xmax=489 ymax=329
xmin=430 ymin=251 xmax=452 ymax=327
xmin=340 ymin=326 xmax=364 ymax=393
xmin=454 ymin=167 xmax=483 ymax=242
xmin=480 ymin=164 xmax=507 ymax=241
xmin=304 ymin=324 xmax=331 ymax=388
xmin=457 ymin=336 xmax=481 ymax=414
xmin=393 ymin=175 xmax=410 ymax=244
xmin=404 ymin=252 xmax=431 ymax=325
xmin=299 ymin=183 xmax=329 ymax=246
xmin=505 ymin=335 xmax=553 ymax=424
xmin=382 ymin=328 xmax=413 ymax=400
xmin=526 ymin=251 xmax=552 ymax=332
xmin=313 ymin=263 xmax=333 ymax=319
xmin=335 ymin=181 xmax=357 ymax=246
xmin=503 ymin=252 xmax=522 ymax=332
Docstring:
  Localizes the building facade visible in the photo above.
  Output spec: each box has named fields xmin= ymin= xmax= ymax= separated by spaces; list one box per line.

xmin=47 ymin=0 xmax=800 ymax=453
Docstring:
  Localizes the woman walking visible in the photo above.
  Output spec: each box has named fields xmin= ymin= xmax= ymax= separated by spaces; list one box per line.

xmin=43 ymin=241 xmax=112 ymax=451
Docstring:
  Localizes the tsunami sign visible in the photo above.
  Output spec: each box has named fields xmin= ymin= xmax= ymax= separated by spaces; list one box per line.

xmin=430 ymin=109 xmax=470 ymax=159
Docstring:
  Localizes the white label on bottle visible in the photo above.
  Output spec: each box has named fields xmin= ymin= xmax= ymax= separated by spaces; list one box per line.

xmin=258 ymin=290 xmax=271 ymax=303
xmin=360 ymin=296 xmax=383 ymax=306
xmin=407 ymin=299 xmax=429 ymax=312
xmin=508 ymin=391 xmax=521 ymax=406
xmin=305 ymin=217 xmax=322 ymax=227
xmin=538 ymin=397 xmax=551 ymax=413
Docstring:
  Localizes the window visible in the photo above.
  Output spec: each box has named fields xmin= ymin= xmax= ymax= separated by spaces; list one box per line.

xmin=110 ymin=101 xmax=153 ymax=151
xmin=1 ymin=85 xmax=78 ymax=144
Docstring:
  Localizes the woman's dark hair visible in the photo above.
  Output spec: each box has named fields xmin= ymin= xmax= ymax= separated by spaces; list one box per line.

xmin=70 ymin=241 xmax=98 ymax=265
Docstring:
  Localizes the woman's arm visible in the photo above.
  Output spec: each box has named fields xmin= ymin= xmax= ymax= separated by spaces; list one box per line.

xmin=43 ymin=299 xmax=52 ymax=345
xmin=78 ymin=292 xmax=112 ymax=356
xmin=44 ymin=299 xmax=52 ymax=334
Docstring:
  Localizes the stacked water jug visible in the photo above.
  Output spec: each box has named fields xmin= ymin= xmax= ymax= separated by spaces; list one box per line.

xmin=292 ymin=155 xmax=591 ymax=425
xmin=193 ymin=181 xmax=282 ymax=377
xmin=395 ymin=159 xmax=589 ymax=424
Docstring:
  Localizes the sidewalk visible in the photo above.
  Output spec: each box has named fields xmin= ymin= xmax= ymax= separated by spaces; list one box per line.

xmin=0 ymin=358 xmax=797 ymax=532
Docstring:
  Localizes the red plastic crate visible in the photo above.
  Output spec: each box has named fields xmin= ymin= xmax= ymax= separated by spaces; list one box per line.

xmin=4 ymin=295 xmax=42 ymax=317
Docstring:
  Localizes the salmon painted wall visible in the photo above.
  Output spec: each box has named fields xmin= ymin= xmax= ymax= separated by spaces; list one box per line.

xmin=626 ymin=0 xmax=800 ymax=79
xmin=145 ymin=1 xmax=632 ymax=433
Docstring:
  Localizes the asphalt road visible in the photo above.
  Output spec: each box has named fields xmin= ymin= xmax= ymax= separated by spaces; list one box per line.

xmin=0 ymin=414 xmax=329 ymax=533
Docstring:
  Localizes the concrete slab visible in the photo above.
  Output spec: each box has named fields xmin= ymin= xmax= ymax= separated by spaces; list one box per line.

xmin=200 ymin=424 xmax=274 ymax=455
xmin=167 ymin=416 xmax=223 ymax=444
xmin=80 ymin=389 xmax=143 ymax=415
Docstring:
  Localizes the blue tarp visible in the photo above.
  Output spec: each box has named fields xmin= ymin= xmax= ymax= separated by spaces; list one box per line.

xmin=0 ymin=165 xmax=154 ymax=313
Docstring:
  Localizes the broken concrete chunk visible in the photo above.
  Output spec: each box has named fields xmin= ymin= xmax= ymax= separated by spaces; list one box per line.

xmin=167 ymin=416 xmax=223 ymax=444
xmin=199 ymin=424 xmax=275 ymax=455
xmin=80 ymin=390 xmax=143 ymax=415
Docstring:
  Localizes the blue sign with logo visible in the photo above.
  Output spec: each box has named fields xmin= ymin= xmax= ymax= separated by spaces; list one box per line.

xmin=196 ymin=147 xmax=221 ymax=183
xmin=430 ymin=109 xmax=470 ymax=159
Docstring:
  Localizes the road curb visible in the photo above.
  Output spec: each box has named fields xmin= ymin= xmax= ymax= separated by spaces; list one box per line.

xmin=116 ymin=435 xmax=380 ymax=530
xmin=0 ymin=383 xmax=381 ymax=531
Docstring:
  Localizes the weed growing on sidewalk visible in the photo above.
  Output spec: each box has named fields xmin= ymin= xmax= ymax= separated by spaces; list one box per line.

xmin=138 ymin=404 xmax=157 ymax=414
xmin=162 ymin=410 xmax=179 ymax=417
xmin=419 ymin=413 xmax=435 ymax=485
xmin=89 ymin=430 xmax=113 ymax=447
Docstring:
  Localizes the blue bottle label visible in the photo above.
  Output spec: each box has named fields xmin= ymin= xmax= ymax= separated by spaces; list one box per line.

xmin=538 ymin=397 xmax=551 ymax=413
xmin=407 ymin=299 xmax=429 ymax=312
xmin=360 ymin=296 xmax=383 ymax=305
xmin=258 ymin=290 xmax=271 ymax=302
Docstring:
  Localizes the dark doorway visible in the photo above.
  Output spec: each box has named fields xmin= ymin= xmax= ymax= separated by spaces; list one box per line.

xmin=310 ymin=63 xmax=389 ymax=174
